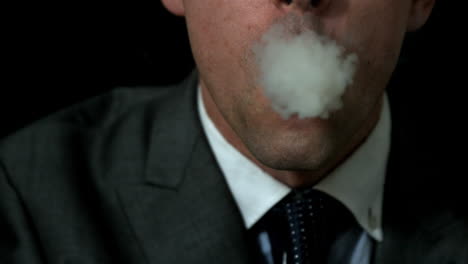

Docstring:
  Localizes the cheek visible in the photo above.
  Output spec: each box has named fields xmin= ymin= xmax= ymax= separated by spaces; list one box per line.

xmin=316 ymin=6 xmax=407 ymax=123
xmin=335 ymin=15 xmax=406 ymax=107
xmin=325 ymin=1 xmax=408 ymax=79
xmin=355 ymin=31 xmax=404 ymax=99
xmin=184 ymin=0 xmax=280 ymax=82
xmin=354 ymin=10 xmax=407 ymax=80
xmin=185 ymin=1 xmax=282 ymax=123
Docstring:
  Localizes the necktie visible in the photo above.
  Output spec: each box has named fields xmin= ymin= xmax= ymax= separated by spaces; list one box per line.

xmin=249 ymin=189 xmax=363 ymax=264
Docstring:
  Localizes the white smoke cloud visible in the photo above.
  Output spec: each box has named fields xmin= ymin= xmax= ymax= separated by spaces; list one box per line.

xmin=252 ymin=13 xmax=358 ymax=119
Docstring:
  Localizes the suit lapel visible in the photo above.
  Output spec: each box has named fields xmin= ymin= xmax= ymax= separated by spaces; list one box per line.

xmin=116 ymin=71 xmax=250 ymax=263
xmin=372 ymin=88 xmax=415 ymax=264
xmin=371 ymin=88 xmax=468 ymax=264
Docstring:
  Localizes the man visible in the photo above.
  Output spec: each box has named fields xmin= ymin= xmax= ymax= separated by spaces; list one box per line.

xmin=1 ymin=0 xmax=466 ymax=263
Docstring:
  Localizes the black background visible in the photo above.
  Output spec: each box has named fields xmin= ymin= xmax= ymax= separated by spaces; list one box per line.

xmin=1 ymin=1 xmax=464 ymax=138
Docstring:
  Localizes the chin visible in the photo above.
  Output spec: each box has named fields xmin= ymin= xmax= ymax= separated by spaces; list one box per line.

xmin=248 ymin=130 xmax=336 ymax=172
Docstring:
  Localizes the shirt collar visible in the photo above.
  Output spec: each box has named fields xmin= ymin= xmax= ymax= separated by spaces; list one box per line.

xmin=197 ymin=86 xmax=390 ymax=242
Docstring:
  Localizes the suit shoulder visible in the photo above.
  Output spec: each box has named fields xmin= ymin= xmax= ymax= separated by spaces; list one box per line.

xmin=2 ymin=84 xmax=175 ymax=139
xmin=45 ymin=85 xmax=175 ymax=128
xmin=0 ymin=84 xmax=181 ymax=184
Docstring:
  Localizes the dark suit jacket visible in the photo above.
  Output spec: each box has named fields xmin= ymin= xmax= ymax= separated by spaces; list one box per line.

xmin=1 ymin=71 xmax=467 ymax=264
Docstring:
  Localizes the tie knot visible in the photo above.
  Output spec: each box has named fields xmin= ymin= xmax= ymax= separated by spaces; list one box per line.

xmin=284 ymin=189 xmax=325 ymax=216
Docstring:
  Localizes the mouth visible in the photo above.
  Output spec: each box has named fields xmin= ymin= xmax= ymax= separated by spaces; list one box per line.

xmin=252 ymin=12 xmax=357 ymax=121
xmin=277 ymin=112 xmax=331 ymax=131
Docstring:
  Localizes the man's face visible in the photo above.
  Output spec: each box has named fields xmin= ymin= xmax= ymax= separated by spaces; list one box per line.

xmin=163 ymin=0 xmax=433 ymax=175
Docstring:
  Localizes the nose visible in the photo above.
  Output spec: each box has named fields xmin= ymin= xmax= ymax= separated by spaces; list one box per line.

xmin=309 ymin=0 xmax=321 ymax=7
xmin=283 ymin=0 xmax=327 ymax=10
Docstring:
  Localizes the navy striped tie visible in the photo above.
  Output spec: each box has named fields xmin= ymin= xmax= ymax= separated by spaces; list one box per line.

xmin=249 ymin=189 xmax=363 ymax=264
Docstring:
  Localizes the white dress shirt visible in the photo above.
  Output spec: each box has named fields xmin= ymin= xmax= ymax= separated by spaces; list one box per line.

xmin=197 ymin=86 xmax=391 ymax=245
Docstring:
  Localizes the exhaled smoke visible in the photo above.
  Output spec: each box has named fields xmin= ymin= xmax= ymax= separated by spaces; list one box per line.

xmin=252 ymin=13 xmax=358 ymax=119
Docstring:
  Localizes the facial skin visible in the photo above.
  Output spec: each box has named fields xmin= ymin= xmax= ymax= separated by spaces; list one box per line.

xmin=162 ymin=0 xmax=435 ymax=187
